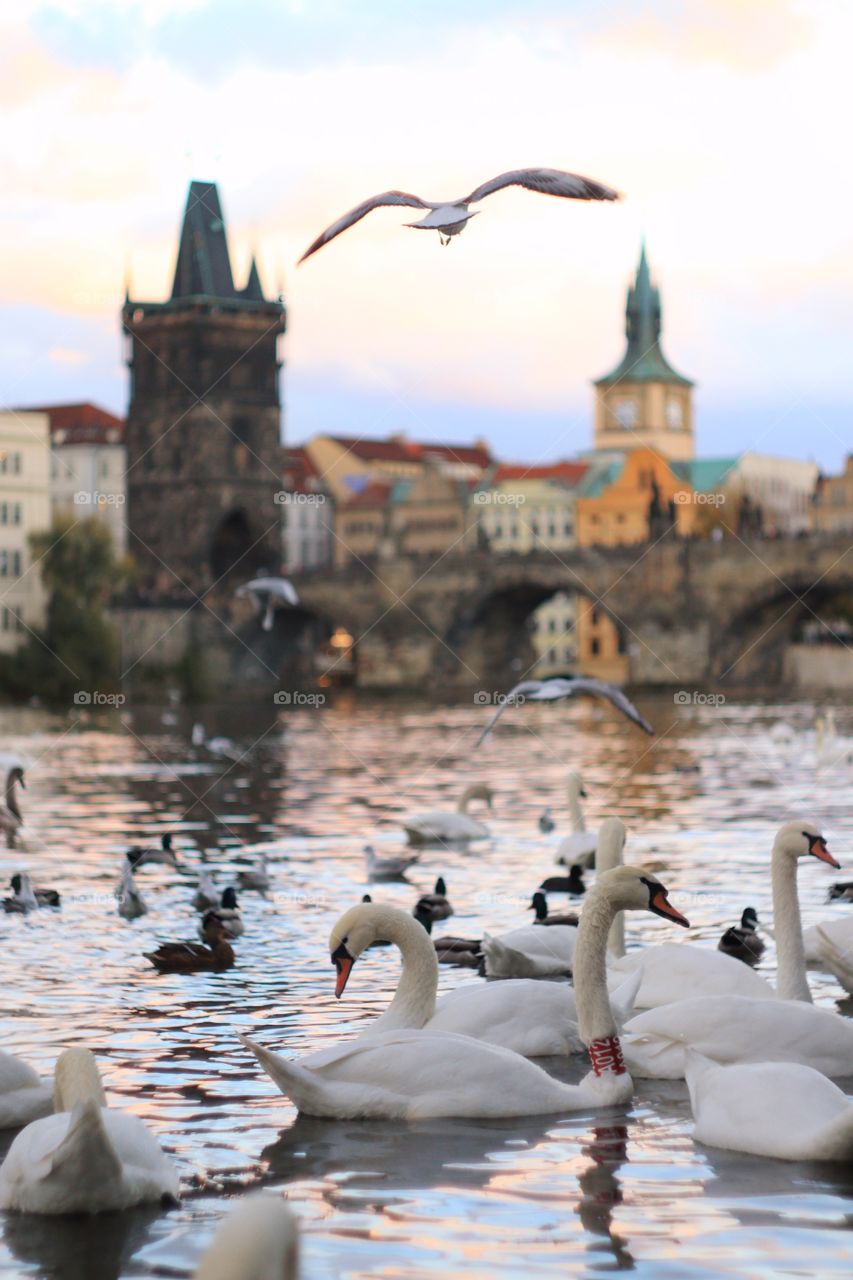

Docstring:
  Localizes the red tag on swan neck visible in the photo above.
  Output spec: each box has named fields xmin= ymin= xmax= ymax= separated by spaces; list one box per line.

xmin=588 ymin=1035 xmax=627 ymax=1077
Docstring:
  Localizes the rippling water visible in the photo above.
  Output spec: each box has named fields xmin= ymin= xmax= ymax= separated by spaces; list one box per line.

xmin=0 ymin=694 xmax=851 ymax=1279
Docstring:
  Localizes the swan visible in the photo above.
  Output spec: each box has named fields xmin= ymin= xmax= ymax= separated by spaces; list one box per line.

xmin=365 ymin=845 xmax=419 ymax=880
xmin=0 ymin=765 xmax=25 ymax=848
xmin=554 ymin=773 xmax=597 ymax=867
xmin=481 ymin=921 xmax=577 ymax=978
xmin=685 ymin=1050 xmax=853 ymax=1162
xmin=413 ymin=876 xmax=453 ymax=922
xmin=609 ymin=820 xmax=839 ymax=1008
xmin=200 ymin=887 xmax=244 ymax=939
xmin=0 ymin=1052 xmax=53 ymax=1130
xmin=718 ymin=907 xmax=765 ymax=966
xmin=115 ymin=862 xmax=147 ymax=920
xmin=236 ymin=853 xmax=270 ymax=894
xmin=3 ymin=872 xmax=39 ymax=914
xmin=0 ymin=1048 xmax=179 ymax=1213
xmin=239 ymin=866 xmax=690 ymax=1118
xmin=803 ymin=918 xmax=853 ymax=995
xmin=193 ymin=868 xmax=220 ymax=911
xmin=402 ymin=783 xmax=492 ymax=845
xmin=194 ymin=1192 xmax=299 ymax=1280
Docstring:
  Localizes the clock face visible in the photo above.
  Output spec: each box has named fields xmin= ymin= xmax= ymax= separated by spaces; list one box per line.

xmin=666 ymin=396 xmax=683 ymax=428
xmin=613 ymin=399 xmax=637 ymax=428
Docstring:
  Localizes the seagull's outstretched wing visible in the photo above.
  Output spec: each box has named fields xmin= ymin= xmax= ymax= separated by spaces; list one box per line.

xmin=476 ymin=677 xmax=653 ymax=745
xmin=298 ymin=191 xmax=432 ymax=263
xmin=461 ymin=168 xmax=620 ymax=206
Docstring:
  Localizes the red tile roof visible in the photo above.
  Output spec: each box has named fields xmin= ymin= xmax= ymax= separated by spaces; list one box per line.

xmin=325 ymin=435 xmax=492 ymax=469
xmin=340 ymin=481 xmax=394 ymax=509
xmin=25 ymin=402 xmax=124 ymax=446
xmin=492 ymin=461 xmax=589 ymax=486
xmin=417 ymin=442 xmax=493 ymax=468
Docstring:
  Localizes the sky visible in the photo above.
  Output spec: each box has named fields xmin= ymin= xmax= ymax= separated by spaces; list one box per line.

xmin=1 ymin=0 xmax=852 ymax=471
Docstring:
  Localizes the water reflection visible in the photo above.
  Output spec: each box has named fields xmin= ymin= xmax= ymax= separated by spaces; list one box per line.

xmin=2 ymin=1204 xmax=164 ymax=1280
xmin=577 ymin=1125 xmax=633 ymax=1271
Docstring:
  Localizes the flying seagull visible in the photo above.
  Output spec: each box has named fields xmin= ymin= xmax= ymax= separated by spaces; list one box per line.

xmin=298 ymin=167 xmax=620 ymax=263
xmin=476 ymin=677 xmax=653 ymax=746
xmin=236 ymin=576 xmax=300 ymax=631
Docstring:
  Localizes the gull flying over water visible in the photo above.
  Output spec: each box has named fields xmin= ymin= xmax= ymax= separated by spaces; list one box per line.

xmin=298 ymin=168 xmax=620 ymax=263
xmin=477 ymin=677 xmax=654 ymax=746
xmin=236 ymin=576 xmax=300 ymax=631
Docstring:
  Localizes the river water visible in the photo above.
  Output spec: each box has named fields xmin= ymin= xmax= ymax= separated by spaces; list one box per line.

xmin=0 ymin=694 xmax=851 ymax=1279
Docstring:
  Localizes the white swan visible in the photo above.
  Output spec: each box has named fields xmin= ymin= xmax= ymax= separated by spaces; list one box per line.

xmin=3 ymin=872 xmax=38 ymax=914
xmin=0 ymin=1051 xmax=52 ymax=1130
xmin=686 ymin=1050 xmax=853 ymax=1162
xmin=323 ymin=899 xmax=641 ymax=1057
xmin=621 ymin=821 xmax=850 ymax=1078
xmin=116 ymin=862 xmax=147 ymax=921
xmin=0 ymin=1048 xmax=179 ymax=1213
xmin=402 ymin=783 xmax=492 ymax=845
xmin=239 ymin=866 xmax=691 ymax=1119
xmin=481 ymin=922 xmax=577 ymax=978
xmin=365 ymin=845 xmax=419 ymax=880
xmin=236 ymin=853 xmax=270 ymax=894
xmin=0 ymin=765 xmax=25 ymax=848
xmin=194 ymin=1192 xmax=299 ymax=1280
xmin=554 ymin=772 xmax=597 ymax=867
xmin=803 ymin=919 xmax=853 ymax=995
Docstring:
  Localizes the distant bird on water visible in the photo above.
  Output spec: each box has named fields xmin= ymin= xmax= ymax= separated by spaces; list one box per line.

xmin=298 ymin=167 xmax=620 ymax=262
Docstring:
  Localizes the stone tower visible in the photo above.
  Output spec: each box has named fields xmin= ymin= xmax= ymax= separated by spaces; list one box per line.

xmin=593 ymin=243 xmax=694 ymax=461
xmin=122 ymin=181 xmax=286 ymax=601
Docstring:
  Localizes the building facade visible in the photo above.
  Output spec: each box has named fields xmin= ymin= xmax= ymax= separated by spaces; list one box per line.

xmin=32 ymin=403 xmax=127 ymax=553
xmin=812 ymin=455 xmax=853 ymax=534
xmin=280 ymin=446 xmax=333 ymax=572
xmin=122 ymin=181 xmax=286 ymax=600
xmin=334 ymin=462 xmax=471 ymax=568
xmin=304 ymin=433 xmax=492 ymax=505
xmin=593 ymin=244 xmax=695 ymax=462
xmin=0 ymin=412 xmax=50 ymax=652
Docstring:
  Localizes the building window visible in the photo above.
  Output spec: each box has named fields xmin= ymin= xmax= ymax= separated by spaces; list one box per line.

xmin=614 ymin=399 xmax=637 ymax=429
xmin=12 ymin=551 xmax=20 ymax=576
xmin=617 ymin=630 xmax=627 ymax=655
xmin=666 ymin=397 xmax=683 ymax=429
xmin=591 ymin=606 xmax=600 ymax=625
xmin=0 ymin=551 xmax=7 ymax=576
xmin=563 ymin=521 xmax=573 ymax=536
xmin=591 ymin=637 xmax=600 ymax=656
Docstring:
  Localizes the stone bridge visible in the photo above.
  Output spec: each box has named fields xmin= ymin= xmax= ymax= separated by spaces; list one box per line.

xmin=285 ymin=535 xmax=853 ymax=691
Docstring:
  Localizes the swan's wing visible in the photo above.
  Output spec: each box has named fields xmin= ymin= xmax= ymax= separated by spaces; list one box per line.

xmin=556 ymin=678 xmax=654 ymax=734
xmin=298 ymin=191 xmax=431 ymax=263
xmin=475 ymin=682 xmax=545 ymax=745
xmin=460 ymin=168 xmax=620 ymax=206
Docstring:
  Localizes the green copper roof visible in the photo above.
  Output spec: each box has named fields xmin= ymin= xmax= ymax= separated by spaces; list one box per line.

xmin=575 ymin=457 xmax=625 ymax=497
xmin=595 ymin=242 xmax=693 ymax=388
xmin=672 ymin=457 xmax=739 ymax=492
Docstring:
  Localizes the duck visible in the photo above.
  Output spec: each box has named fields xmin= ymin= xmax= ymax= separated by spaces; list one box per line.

xmin=0 ymin=1048 xmax=179 ymax=1213
xmin=193 ymin=867 xmax=220 ymax=911
xmin=145 ymin=915 xmax=235 ymax=973
xmin=828 ymin=880 xmax=853 ymax=902
xmin=685 ymin=1050 xmax=853 ymax=1162
xmin=0 ymin=1051 xmax=53 ymax=1130
xmin=802 ymin=917 xmax=853 ymax=995
xmin=238 ymin=866 xmax=690 ymax=1119
xmin=621 ymin=822 xmax=853 ymax=1079
xmin=413 ymin=905 xmax=482 ymax=967
xmin=236 ymin=853 xmax=270 ymax=894
xmin=365 ymin=845 xmax=419 ymax=880
xmin=539 ymin=864 xmax=585 ymax=897
xmin=0 ymin=765 xmax=25 ymax=849
xmin=718 ymin=907 xmax=765 ymax=966
xmin=115 ymin=861 xmax=147 ymax=920
xmin=194 ymin=1191 xmax=299 ymax=1280
xmin=413 ymin=876 xmax=453 ymax=922
xmin=554 ymin=773 xmax=598 ymax=867
xmin=538 ymin=808 xmax=555 ymax=834
xmin=528 ymin=891 xmax=578 ymax=927
xmin=3 ymin=873 xmax=39 ymax=913
xmin=402 ymin=783 xmax=492 ymax=845
xmin=126 ymin=834 xmax=179 ymax=870
xmin=200 ymin=887 xmax=244 ymax=940
xmin=7 ymin=873 xmax=60 ymax=909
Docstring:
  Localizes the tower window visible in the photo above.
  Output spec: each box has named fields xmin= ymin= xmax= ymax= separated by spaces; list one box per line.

xmin=613 ymin=399 xmax=637 ymax=429
xmin=666 ymin=397 xmax=683 ymax=428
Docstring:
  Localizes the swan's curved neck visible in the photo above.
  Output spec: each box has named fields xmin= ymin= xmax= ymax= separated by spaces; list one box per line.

xmin=771 ymin=844 xmax=812 ymax=1002
xmin=54 ymin=1049 xmax=106 ymax=1112
xmin=574 ymin=883 xmax=621 ymax=1047
xmin=5 ymin=772 xmax=21 ymax=821
xmin=596 ymin=820 xmax=626 ymax=958
xmin=369 ymin=909 xmax=439 ymax=1031
xmin=457 ymin=786 xmax=482 ymax=814
xmin=567 ymin=785 xmax=586 ymax=833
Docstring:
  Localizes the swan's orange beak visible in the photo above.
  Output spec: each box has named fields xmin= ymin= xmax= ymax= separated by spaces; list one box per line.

xmin=808 ymin=834 xmax=840 ymax=869
xmin=649 ymin=889 xmax=690 ymax=928
xmin=332 ymin=942 xmax=355 ymax=998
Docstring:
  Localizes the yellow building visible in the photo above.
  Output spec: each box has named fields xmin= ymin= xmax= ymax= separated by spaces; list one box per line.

xmin=305 ymin=434 xmax=491 ymax=503
xmin=334 ymin=463 xmax=470 ymax=568
xmin=812 ymin=455 xmax=853 ymax=534
xmin=593 ymin=244 xmax=695 ymax=462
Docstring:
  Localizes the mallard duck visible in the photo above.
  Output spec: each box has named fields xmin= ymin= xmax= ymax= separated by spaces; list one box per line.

xmin=0 ymin=766 xmax=25 ymax=849
xmin=0 ymin=1048 xmax=179 ymax=1213
xmin=413 ymin=877 xmax=453 ymax=922
xmin=5 ymin=873 xmax=60 ymax=910
xmin=538 ymin=808 xmax=555 ymax=833
xmin=126 ymin=834 xmax=178 ymax=870
xmin=717 ymin=907 xmax=766 ymax=966
xmin=236 ymin=852 xmax=270 ymax=893
xmin=144 ymin=915 xmax=235 ymax=973
xmin=413 ymin=901 xmax=481 ymax=966
xmin=540 ymin=864 xmax=586 ymax=897
xmin=528 ymin=890 xmax=579 ymax=927
xmin=828 ymin=880 xmax=853 ymax=902
xmin=115 ymin=862 xmax=147 ymax=920
xmin=200 ymin=886 xmax=244 ymax=939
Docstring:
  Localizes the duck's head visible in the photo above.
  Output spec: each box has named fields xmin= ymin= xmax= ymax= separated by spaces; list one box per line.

xmin=221 ymin=886 xmax=239 ymax=909
xmin=201 ymin=910 xmax=234 ymax=943
xmin=592 ymin=865 xmax=690 ymax=926
xmin=528 ymin=890 xmax=549 ymax=919
xmin=434 ymin=876 xmax=447 ymax=896
xmin=7 ymin=766 xmax=24 ymax=789
xmin=741 ymin=906 xmax=759 ymax=929
xmin=413 ymin=902 xmax=434 ymax=935
xmin=773 ymin=820 xmax=839 ymax=869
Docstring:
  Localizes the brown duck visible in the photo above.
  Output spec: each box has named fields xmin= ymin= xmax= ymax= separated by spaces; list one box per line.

xmin=144 ymin=913 xmax=235 ymax=973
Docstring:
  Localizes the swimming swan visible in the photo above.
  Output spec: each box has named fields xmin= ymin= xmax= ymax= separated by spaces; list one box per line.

xmin=554 ymin=772 xmax=598 ymax=867
xmin=0 ymin=1052 xmax=53 ymax=1130
xmin=194 ymin=1191 xmax=299 ymax=1280
xmin=402 ymin=784 xmax=492 ymax=845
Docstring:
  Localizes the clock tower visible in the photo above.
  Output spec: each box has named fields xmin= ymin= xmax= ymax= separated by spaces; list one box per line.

xmin=593 ymin=243 xmax=694 ymax=461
